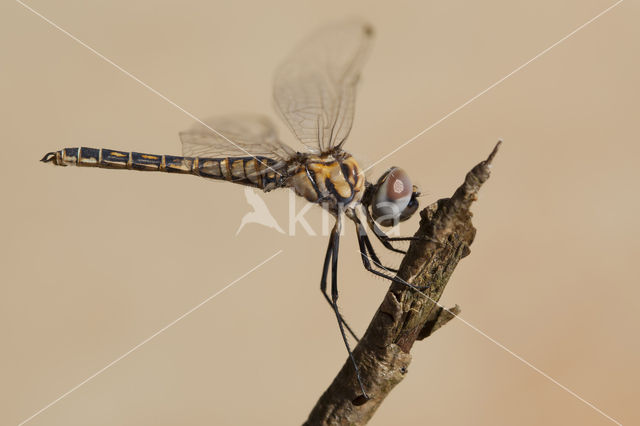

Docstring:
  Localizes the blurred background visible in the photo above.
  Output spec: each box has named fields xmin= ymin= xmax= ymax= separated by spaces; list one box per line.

xmin=1 ymin=1 xmax=638 ymax=425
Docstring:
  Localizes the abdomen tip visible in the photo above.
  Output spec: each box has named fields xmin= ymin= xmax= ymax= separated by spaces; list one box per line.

xmin=41 ymin=152 xmax=56 ymax=163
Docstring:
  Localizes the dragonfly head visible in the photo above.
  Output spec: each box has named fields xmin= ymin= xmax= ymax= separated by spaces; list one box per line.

xmin=368 ymin=167 xmax=420 ymax=227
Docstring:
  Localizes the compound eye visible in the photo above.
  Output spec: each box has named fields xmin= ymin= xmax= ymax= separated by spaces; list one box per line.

xmin=384 ymin=168 xmax=412 ymax=202
xmin=399 ymin=188 xmax=420 ymax=222
xmin=371 ymin=167 xmax=413 ymax=226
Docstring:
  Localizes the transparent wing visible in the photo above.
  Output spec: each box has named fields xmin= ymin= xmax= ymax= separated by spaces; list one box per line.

xmin=179 ymin=113 xmax=296 ymax=161
xmin=273 ymin=19 xmax=373 ymax=153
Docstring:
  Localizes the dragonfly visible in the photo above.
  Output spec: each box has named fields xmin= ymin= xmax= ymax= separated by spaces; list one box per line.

xmin=41 ymin=19 xmax=424 ymax=401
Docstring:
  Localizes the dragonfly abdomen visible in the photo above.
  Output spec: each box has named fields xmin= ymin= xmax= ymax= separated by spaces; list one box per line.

xmin=41 ymin=147 xmax=281 ymax=190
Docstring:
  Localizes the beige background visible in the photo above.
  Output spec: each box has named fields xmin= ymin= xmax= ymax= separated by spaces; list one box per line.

xmin=2 ymin=1 xmax=638 ymax=425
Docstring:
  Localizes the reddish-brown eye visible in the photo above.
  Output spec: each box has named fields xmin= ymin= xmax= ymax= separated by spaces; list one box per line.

xmin=385 ymin=168 xmax=412 ymax=201
xmin=371 ymin=167 xmax=413 ymax=226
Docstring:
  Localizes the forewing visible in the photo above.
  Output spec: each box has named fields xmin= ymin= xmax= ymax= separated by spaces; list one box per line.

xmin=273 ymin=19 xmax=373 ymax=153
xmin=179 ymin=113 xmax=295 ymax=161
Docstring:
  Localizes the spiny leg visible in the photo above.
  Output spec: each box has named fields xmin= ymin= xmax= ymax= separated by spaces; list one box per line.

xmin=353 ymin=213 xmax=402 ymax=274
xmin=365 ymin=211 xmax=406 ymax=254
xmin=362 ymin=205 xmax=439 ymax=254
xmin=359 ymin=225 xmax=398 ymax=273
xmin=320 ymin=221 xmax=360 ymax=343
xmin=354 ymin=218 xmax=429 ymax=293
xmin=328 ymin=217 xmax=370 ymax=401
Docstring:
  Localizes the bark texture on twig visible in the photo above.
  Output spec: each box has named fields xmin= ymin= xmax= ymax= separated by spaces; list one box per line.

xmin=304 ymin=142 xmax=501 ymax=426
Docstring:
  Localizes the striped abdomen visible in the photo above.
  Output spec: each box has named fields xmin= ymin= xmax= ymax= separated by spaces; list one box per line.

xmin=41 ymin=147 xmax=282 ymax=190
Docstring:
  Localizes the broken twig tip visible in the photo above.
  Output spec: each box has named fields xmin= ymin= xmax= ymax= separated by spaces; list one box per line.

xmin=485 ymin=140 xmax=502 ymax=167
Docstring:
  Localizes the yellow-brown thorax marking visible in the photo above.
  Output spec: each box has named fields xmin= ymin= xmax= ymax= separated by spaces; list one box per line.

xmin=290 ymin=153 xmax=365 ymax=210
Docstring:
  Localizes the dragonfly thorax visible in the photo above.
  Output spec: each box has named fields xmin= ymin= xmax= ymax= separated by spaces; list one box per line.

xmin=289 ymin=152 xmax=365 ymax=214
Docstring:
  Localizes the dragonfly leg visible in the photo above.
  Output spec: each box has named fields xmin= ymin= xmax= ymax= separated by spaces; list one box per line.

xmin=361 ymin=206 xmax=407 ymax=254
xmin=352 ymin=214 xmax=402 ymax=274
xmin=359 ymin=225 xmax=398 ymax=273
xmin=327 ymin=217 xmax=370 ymax=402
xmin=354 ymin=218 xmax=429 ymax=293
xmin=320 ymin=221 xmax=360 ymax=342
xmin=362 ymin=205 xmax=439 ymax=254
